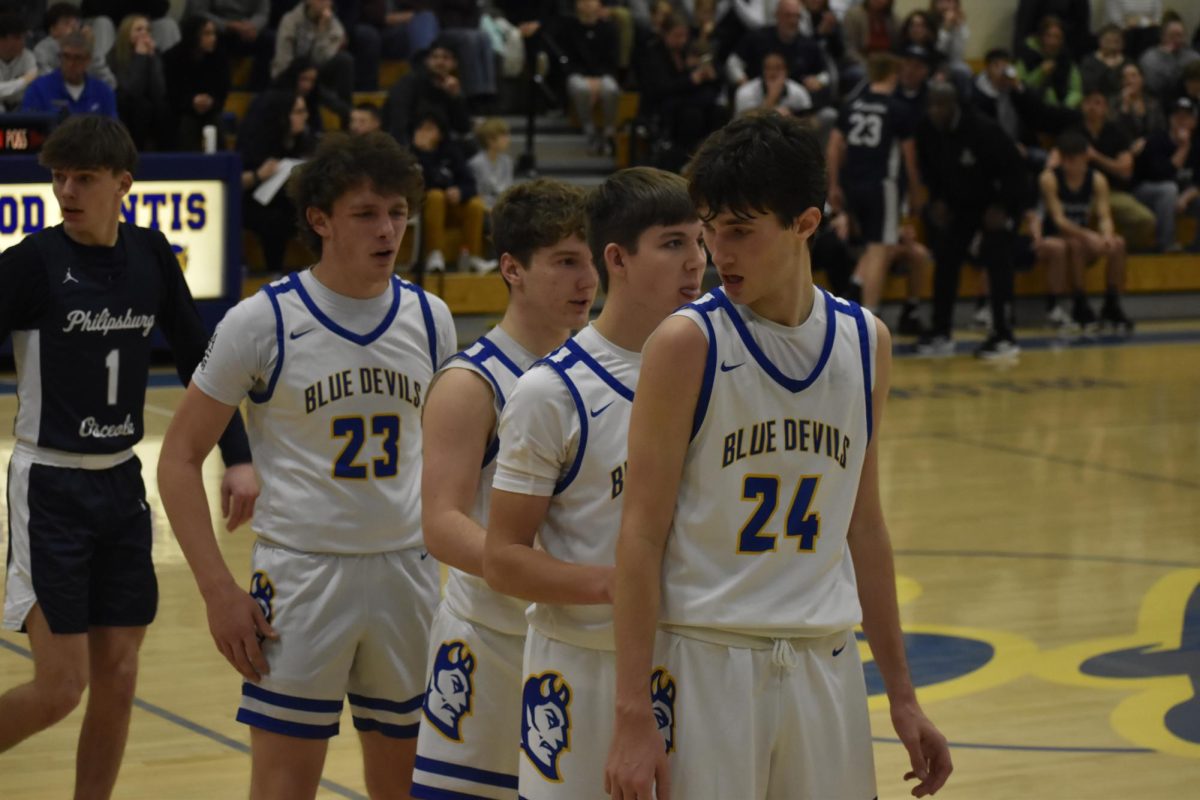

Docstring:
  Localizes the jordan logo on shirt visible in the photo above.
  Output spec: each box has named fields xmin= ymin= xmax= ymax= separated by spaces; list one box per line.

xmin=62 ymin=267 xmax=79 ymax=285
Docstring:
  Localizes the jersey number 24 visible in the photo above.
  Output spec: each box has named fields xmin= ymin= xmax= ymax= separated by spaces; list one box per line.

xmin=738 ymin=474 xmax=821 ymax=553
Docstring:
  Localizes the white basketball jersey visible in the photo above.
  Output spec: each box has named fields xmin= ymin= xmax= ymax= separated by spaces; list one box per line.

xmin=497 ymin=326 xmax=640 ymax=651
xmin=440 ymin=326 xmax=539 ymax=636
xmin=232 ymin=272 xmax=448 ymax=554
xmin=662 ymin=288 xmax=877 ymax=637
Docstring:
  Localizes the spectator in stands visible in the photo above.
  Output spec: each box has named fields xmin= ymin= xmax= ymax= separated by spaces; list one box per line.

xmin=272 ymin=0 xmax=354 ymax=109
xmin=972 ymin=48 xmax=1042 ymax=162
xmin=109 ymin=15 xmax=170 ymax=150
xmin=410 ymin=110 xmax=487 ymax=273
xmin=801 ymin=0 xmax=845 ymax=71
xmin=898 ymin=9 xmax=937 ymax=54
xmin=842 ymin=0 xmax=897 ymax=91
xmin=273 ymin=56 xmax=343 ymax=133
xmin=1081 ymin=23 xmax=1131 ymax=100
xmin=1076 ymin=85 xmax=1158 ymax=249
xmin=1182 ymin=61 xmax=1200 ymax=107
xmin=929 ymin=0 xmax=970 ymax=83
xmin=1105 ymin=0 xmax=1162 ymax=60
xmin=727 ymin=0 xmax=829 ymax=108
xmin=916 ymin=80 xmax=1033 ymax=359
xmin=343 ymin=1 xmax=439 ymax=91
xmin=734 ymin=49 xmax=812 ymax=117
xmin=34 ymin=3 xmax=116 ymax=88
xmin=1134 ymin=95 xmax=1200 ymax=252
xmin=559 ymin=0 xmax=621 ymax=155
xmin=1017 ymin=15 xmax=1083 ymax=109
xmin=348 ymin=100 xmax=383 ymax=134
xmin=894 ymin=44 xmax=932 ymax=122
xmin=437 ymin=0 xmax=497 ymax=109
xmin=638 ymin=12 xmax=724 ymax=162
xmin=22 ymin=30 xmax=116 ymax=117
xmin=383 ymin=39 xmax=471 ymax=146
xmin=1013 ymin=0 xmax=1090 ymax=63
xmin=0 ymin=11 xmax=37 ymax=111
xmin=1139 ymin=13 xmax=1200 ymax=101
xmin=83 ymin=1 xmax=181 ymax=53
xmin=468 ymin=117 xmax=514 ymax=209
xmin=1115 ymin=61 xmax=1165 ymax=142
xmin=188 ymin=0 xmax=274 ymax=89
xmin=239 ymin=90 xmax=316 ymax=274
xmin=164 ymin=16 xmax=231 ymax=151
xmin=1039 ymin=130 xmax=1133 ymax=332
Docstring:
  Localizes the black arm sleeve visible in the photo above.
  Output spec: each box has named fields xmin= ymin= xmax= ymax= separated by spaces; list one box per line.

xmin=147 ymin=229 xmax=252 ymax=466
xmin=0 ymin=237 xmax=50 ymax=345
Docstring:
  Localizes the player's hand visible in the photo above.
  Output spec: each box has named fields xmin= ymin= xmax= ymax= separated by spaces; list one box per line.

xmin=828 ymin=184 xmax=845 ymax=213
xmin=892 ymin=699 xmax=952 ymax=797
xmin=445 ymin=186 xmax=462 ymax=205
xmin=205 ymin=581 xmax=278 ymax=682
xmin=605 ymin=710 xmax=670 ymax=800
xmin=221 ymin=463 xmax=259 ymax=532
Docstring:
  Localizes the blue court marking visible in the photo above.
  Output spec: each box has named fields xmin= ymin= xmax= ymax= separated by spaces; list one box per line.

xmin=872 ymin=735 xmax=1153 ymax=754
xmin=928 ymin=431 xmax=1200 ymax=491
xmin=893 ymin=548 xmax=1200 ymax=569
xmin=0 ymin=638 xmax=367 ymax=799
xmin=894 ymin=327 xmax=1200 ymax=357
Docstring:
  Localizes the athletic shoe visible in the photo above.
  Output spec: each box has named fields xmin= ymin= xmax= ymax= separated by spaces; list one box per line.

xmin=915 ymin=335 xmax=955 ymax=357
xmin=971 ymin=304 xmax=993 ymax=330
xmin=425 ymin=249 xmax=446 ymax=273
xmin=1099 ymin=302 xmax=1135 ymax=335
xmin=1046 ymin=304 xmax=1072 ymax=328
xmin=975 ymin=334 xmax=1020 ymax=360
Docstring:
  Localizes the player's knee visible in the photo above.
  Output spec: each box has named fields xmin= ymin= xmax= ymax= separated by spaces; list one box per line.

xmin=40 ymin=674 xmax=87 ymax=722
xmin=1113 ymin=235 xmax=1126 ymax=253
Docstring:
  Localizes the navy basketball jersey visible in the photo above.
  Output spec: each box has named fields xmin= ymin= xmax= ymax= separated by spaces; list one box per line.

xmin=661 ymin=288 xmax=877 ymax=637
xmin=1043 ymin=166 xmax=1095 ymax=236
xmin=837 ymin=89 xmax=912 ymax=185
xmin=9 ymin=225 xmax=168 ymax=454
xmin=440 ymin=327 xmax=539 ymax=636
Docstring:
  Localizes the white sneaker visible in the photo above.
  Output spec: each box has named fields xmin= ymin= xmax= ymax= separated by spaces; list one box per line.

xmin=1046 ymin=304 xmax=1071 ymax=328
xmin=470 ymin=256 xmax=499 ymax=273
xmin=425 ymin=250 xmax=445 ymax=273
xmin=971 ymin=304 xmax=993 ymax=330
xmin=915 ymin=335 xmax=955 ymax=357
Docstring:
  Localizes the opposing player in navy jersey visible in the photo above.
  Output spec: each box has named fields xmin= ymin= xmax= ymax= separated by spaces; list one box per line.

xmin=484 ymin=168 xmax=704 ymax=800
xmin=0 ymin=115 xmax=256 ymax=799
xmin=827 ymin=52 xmax=924 ymax=312
xmin=158 ymin=132 xmax=456 ymax=799
xmin=606 ymin=113 xmax=952 ymax=800
xmin=411 ymin=179 xmax=595 ymax=800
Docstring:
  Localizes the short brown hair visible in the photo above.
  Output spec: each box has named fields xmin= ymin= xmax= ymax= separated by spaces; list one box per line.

xmin=39 ymin=115 xmax=138 ymax=175
xmin=867 ymin=51 xmax=898 ymax=83
xmin=288 ymin=131 xmax=424 ymax=254
xmin=491 ymin=178 xmax=588 ymax=271
xmin=475 ymin=117 xmax=510 ymax=148
xmin=587 ymin=167 xmax=696 ymax=293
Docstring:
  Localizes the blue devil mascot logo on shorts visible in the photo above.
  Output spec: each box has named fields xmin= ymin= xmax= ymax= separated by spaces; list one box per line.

xmin=422 ymin=641 xmax=476 ymax=741
xmin=650 ymin=667 xmax=677 ymax=753
xmin=249 ymin=570 xmax=275 ymax=623
xmin=521 ymin=672 xmax=572 ymax=780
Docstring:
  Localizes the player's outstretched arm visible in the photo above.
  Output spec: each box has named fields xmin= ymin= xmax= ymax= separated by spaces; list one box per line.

xmin=421 ymin=368 xmax=497 ymax=575
xmin=484 ymin=487 xmax=612 ymax=604
xmin=606 ymin=317 xmax=707 ymax=800
xmin=158 ymin=383 xmax=277 ymax=682
xmin=847 ymin=319 xmax=951 ymax=798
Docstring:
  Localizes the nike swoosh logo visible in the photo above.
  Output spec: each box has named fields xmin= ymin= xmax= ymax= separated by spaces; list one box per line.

xmin=290 ymin=328 xmax=315 ymax=340
xmin=419 ymin=551 xmax=430 ymax=560
xmin=590 ymin=401 xmax=614 ymax=418
xmin=720 ymin=361 xmax=744 ymax=372
xmin=832 ymin=643 xmax=847 ymax=657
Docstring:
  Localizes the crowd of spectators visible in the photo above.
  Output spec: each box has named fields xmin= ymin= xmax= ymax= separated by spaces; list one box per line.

xmin=1 ymin=1 xmax=1199 ymax=346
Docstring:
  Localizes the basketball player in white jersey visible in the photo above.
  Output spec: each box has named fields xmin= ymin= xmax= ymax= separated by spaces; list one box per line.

xmin=484 ymin=168 xmax=705 ymax=800
xmin=411 ymin=179 xmax=595 ymax=800
xmin=157 ymin=132 xmax=456 ymax=799
xmin=605 ymin=113 xmax=953 ymax=800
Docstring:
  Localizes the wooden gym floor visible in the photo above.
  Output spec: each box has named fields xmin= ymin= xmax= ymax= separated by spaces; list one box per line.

xmin=2 ymin=324 xmax=1199 ymax=799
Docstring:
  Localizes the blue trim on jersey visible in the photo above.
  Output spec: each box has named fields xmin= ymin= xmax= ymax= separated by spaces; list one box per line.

xmin=248 ymin=281 xmax=292 ymax=404
xmin=241 ymin=682 xmax=344 ymax=713
xmin=713 ymin=287 xmax=837 ymax=393
xmin=455 ymin=333 xmax=528 ymax=469
xmin=352 ymin=715 xmax=420 ymax=739
xmin=477 ymin=336 xmax=524 ymax=379
xmin=414 ymin=755 xmax=520 ymax=790
xmin=405 ymin=278 xmax=441 ymax=371
xmin=831 ymin=296 xmax=875 ymax=442
xmin=347 ymin=691 xmax=424 ymax=714
xmin=458 ymin=348 xmax=507 ymax=408
xmin=563 ymin=339 xmax=635 ymax=401
xmin=541 ymin=355 xmax=589 ymax=496
xmin=290 ymin=272 xmax=403 ymax=347
xmin=412 ymin=783 xmax=508 ymax=800
xmin=689 ymin=307 xmax=718 ymax=442
xmin=236 ymin=709 xmax=340 ymax=739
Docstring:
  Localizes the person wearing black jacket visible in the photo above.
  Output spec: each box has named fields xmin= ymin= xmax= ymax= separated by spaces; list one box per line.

xmin=0 ymin=115 xmax=254 ymax=800
xmin=916 ymin=81 xmax=1033 ymax=359
xmin=558 ymin=0 xmax=621 ymax=154
xmin=411 ymin=110 xmax=486 ymax=271
xmin=383 ymin=39 xmax=472 ymax=146
xmin=163 ymin=15 xmax=231 ymax=151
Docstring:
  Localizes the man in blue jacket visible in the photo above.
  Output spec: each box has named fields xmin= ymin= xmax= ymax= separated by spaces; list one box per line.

xmin=21 ymin=30 xmax=115 ymax=118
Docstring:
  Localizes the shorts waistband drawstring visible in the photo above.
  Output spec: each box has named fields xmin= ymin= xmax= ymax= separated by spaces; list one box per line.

xmin=771 ymin=638 xmax=800 ymax=670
